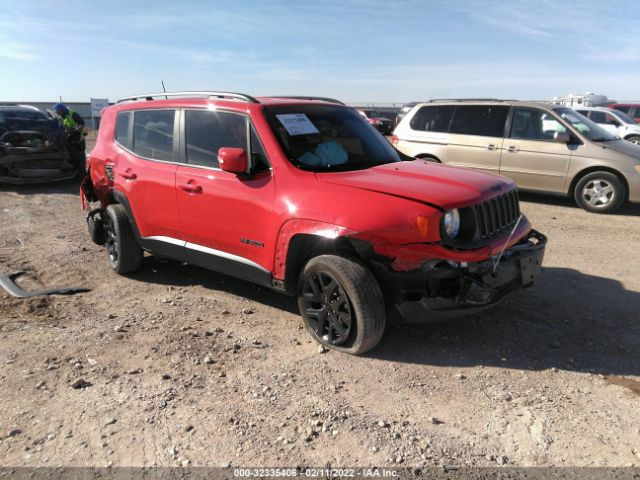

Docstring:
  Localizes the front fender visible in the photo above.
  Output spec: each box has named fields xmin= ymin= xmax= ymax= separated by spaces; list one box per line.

xmin=273 ymin=219 xmax=356 ymax=280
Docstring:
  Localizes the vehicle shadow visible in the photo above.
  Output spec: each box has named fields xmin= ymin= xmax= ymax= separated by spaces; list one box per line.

xmin=132 ymin=256 xmax=299 ymax=315
xmin=372 ymin=266 xmax=640 ymax=377
xmin=131 ymin=257 xmax=639 ymax=377
xmin=519 ymin=191 xmax=640 ymax=216
xmin=0 ymin=177 xmax=81 ymax=196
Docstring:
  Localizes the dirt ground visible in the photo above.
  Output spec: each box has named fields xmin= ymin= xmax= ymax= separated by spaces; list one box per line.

xmin=1 ymin=162 xmax=639 ymax=469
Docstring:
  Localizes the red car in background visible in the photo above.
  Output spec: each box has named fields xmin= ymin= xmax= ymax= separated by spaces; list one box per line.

xmin=80 ymin=91 xmax=546 ymax=354
xmin=609 ymin=103 xmax=640 ymax=123
xmin=357 ymin=109 xmax=395 ymax=135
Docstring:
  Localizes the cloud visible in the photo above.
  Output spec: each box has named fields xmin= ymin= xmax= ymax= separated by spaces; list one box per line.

xmin=0 ymin=40 xmax=36 ymax=61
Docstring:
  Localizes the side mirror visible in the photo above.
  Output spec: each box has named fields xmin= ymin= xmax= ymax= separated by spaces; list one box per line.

xmin=554 ymin=131 xmax=570 ymax=143
xmin=218 ymin=147 xmax=248 ymax=174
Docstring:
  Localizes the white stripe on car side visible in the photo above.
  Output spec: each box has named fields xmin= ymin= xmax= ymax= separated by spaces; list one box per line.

xmin=142 ymin=235 xmax=269 ymax=273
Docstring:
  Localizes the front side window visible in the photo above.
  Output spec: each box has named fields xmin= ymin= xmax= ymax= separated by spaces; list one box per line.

xmin=264 ymin=105 xmax=401 ymax=172
xmin=511 ymin=108 xmax=566 ymax=140
xmin=250 ymin=125 xmax=270 ymax=172
xmin=449 ymin=106 xmax=508 ymax=137
xmin=115 ymin=111 xmax=132 ymax=149
xmin=410 ymin=106 xmax=454 ymax=132
xmin=185 ymin=110 xmax=247 ymax=168
xmin=132 ymin=110 xmax=175 ymax=161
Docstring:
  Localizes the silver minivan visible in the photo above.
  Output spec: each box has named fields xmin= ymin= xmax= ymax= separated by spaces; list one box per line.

xmin=392 ymin=100 xmax=640 ymax=213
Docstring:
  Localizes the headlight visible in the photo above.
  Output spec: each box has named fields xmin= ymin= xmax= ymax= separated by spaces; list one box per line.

xmin=443 ymin=209 xmax=461 ymax=238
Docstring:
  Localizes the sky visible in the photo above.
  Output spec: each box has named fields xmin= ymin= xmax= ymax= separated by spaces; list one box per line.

xmin=0 ymin=0 xmax=638 ymax=104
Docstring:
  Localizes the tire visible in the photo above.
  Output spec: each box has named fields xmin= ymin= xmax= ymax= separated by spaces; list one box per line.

xmin=574 ymin=171 xmax=626 ymax=214
xmin=104 ymin=204 xmax=142 ymax=274
xmin=625 ymin=135 xmax=640 ymax=145
xmin=416 ymin=155 xmax=440 ymax=163
xmin=297 ymin=255 xmax=385 ymax=355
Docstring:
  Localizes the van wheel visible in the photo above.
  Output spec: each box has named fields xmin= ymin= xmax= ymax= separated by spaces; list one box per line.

xmin=104 ymin=204 xmax=142 ymax=274
xmin=298 ymin=255 xmax=385 ymax=355
xmin=626 ymin=135 xmax=640 ymax=145
xmin=574 ymin=171 xmax=626 ymax=214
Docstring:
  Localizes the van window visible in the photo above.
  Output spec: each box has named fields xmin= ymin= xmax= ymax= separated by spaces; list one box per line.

xmin=115 ymin=111 xmax=132 ymax=149
xmin=132 ymin=110 xmax=175 ymax=161
xmin=510 ymin=108 xmax=567 ymax=141
xmin=185 ymin=110 xmax=247 ymax=168
xmin=409 ymin=106 xmax=454 ymax=132
xmin=449 ymin=106 xmax=508 ymax=137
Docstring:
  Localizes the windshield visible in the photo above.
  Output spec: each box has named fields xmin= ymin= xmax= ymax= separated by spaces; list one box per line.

xmin=610 ymin=109 xmax=636 ymax=124
xmin=0 ymin=108 xmax=47 ymax=121
xmin=554 ymin=108 xmax=618 ymax=141
xmin=264 ymin=105 xmax=402 ymax=171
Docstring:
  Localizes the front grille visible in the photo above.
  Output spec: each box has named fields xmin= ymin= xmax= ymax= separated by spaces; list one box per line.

xmin=473 ymin=190 xmax=520 ymax=239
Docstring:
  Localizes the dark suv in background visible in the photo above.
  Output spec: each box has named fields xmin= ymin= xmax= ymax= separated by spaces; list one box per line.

xmin=0 ymin=105 xmax=73 ymax=184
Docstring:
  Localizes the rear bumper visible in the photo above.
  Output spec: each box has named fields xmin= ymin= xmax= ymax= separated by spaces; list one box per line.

xmin=386 ymin=230 xmax=547 ymax=323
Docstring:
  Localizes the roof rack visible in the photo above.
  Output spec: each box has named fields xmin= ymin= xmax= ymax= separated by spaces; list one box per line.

xmin=116 ymin=91 xmax=259 ymax=104
xmin=427 ymin=98 xmax=518 ymax=103
xmin=266 ymin=96 xmax=345 ymax=105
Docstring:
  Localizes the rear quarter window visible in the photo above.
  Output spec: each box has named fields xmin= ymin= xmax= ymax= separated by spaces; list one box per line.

xmin=132 ymin=110 xmax=175 ymax=161
xmin=115 ymin=111 xmax=132 ymax=149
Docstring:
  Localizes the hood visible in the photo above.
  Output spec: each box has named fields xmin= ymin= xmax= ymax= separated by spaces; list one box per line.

xmin=584 ymin=139 xmax=640 ymax=160
xmin=315 ymin=160 xmax=514 ymax=210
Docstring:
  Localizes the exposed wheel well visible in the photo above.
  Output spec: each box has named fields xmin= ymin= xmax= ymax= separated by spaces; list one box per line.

xmin=283 ymin=234 xmax=359 ymax=294
xmin=569 ymin=167 xmax=629 ymax=201
xmin=415 ymin=153 xmax=441 ymax=163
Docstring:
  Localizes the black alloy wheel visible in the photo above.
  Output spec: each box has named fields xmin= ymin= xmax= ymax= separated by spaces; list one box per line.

xmin=301 ymin=271 xmax=353 ymax=346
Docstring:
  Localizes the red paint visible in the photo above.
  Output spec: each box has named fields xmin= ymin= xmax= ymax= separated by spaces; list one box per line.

xmin=83 ymin=96 xmax=537 ymax=281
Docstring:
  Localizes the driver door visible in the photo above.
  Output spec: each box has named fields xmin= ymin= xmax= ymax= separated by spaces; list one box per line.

xmin=175 ymin=109 xmax=276 ymax=284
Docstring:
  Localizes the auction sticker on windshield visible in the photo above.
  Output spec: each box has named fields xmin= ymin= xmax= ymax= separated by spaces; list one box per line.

xmin=276 ymin=114 xmax=319 ymax=136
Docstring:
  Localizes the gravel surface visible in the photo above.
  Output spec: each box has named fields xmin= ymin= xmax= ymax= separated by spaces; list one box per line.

xmin=0 ymin=172 xmax=639 ymax=468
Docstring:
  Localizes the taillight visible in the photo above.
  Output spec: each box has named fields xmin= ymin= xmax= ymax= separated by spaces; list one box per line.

xmin=391 ymin=134 xmax=399 ymax=146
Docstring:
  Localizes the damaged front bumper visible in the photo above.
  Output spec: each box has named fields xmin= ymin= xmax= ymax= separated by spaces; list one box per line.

xmin=383 ymin=230 xmax=547 ymax=323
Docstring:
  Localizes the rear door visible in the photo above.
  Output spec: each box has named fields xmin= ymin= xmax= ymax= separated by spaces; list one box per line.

xmin=175 ymin=109 xmax=276 ymax=285
xmin=445 ymin=105 xmax=508 ymax=173
xmin=112 ymin=109 xmax=182 ymax=245
xmin=499 ymin=107 xmax=572 ymax=192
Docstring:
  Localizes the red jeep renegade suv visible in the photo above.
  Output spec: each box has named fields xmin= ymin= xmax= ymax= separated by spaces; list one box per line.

xmin=80 ymin=91 xmax=546 ymax=354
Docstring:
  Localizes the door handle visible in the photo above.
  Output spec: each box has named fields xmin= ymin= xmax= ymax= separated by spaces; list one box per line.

xmin=486 ymin=144 xmax=498 ymax=151
xmin=118 ymin=169 xmax=137 ymax=180
xmin=507 ymin=146 xmax=519 ymax=153
xmin=178 ymin=182 xmax=202 ymax=194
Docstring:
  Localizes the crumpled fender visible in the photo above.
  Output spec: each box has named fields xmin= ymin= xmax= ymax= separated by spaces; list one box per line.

xmin=273 ymin=219 xmax=356 ymax=280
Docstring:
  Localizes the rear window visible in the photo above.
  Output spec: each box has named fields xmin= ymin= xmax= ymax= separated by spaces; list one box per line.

xmin=449 ymin=106 xmax=508 ymax=137
xmin=409 ymin=106 xmax=454 ymax=132
xmin=132 ymin=110 xmax=175 ymax=161
xmin=115 ymin=112 xmax=132 ymax=149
